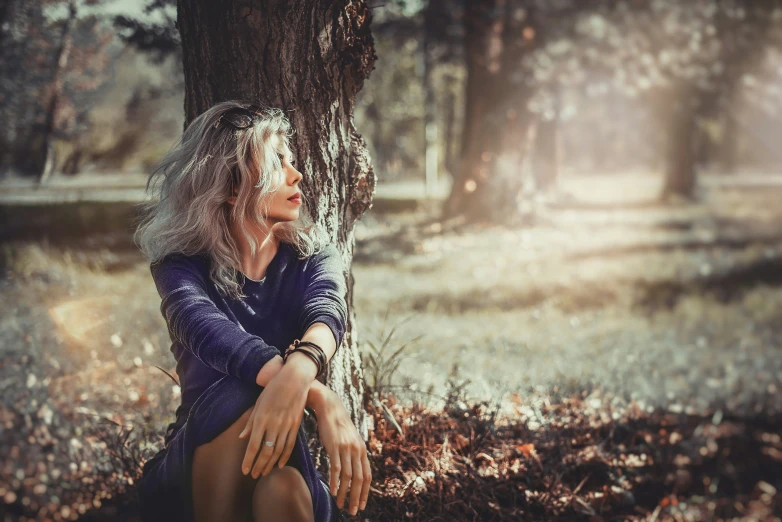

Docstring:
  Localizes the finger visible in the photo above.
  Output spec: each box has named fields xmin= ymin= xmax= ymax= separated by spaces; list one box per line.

xmin=277 ymin=423 xmax=299 ymax=469
xmin=251 ymin=429 xmax=279 ymax=479
xmin=242 ymin=419 xmax=265 ymax=476
xmin=348 ymin=448 xmax=364 ymax=515
xmin=329 ymin=450 xmax=341 ymax=498
xmin=336 ymin=451 xmax=352 ymax=509
xmin=359 ymin=449 xmax=372 ymax=510
xmin=238 ymin=405 xmax=255 ymax=439
xmin=261 ymin=428 xmax=288 ymax=476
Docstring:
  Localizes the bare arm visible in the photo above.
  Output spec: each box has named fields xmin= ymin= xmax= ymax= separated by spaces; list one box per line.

xmin=254 ymin=351 xmax=331 ymax=410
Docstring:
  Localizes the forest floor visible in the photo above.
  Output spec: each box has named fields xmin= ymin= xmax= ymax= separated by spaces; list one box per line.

xmin=0 ymin=175 xmax=780 ymax=521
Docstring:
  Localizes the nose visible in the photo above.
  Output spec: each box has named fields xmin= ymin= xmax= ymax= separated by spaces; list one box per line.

xmin=289 ymin=165 xmax=303 ymax=185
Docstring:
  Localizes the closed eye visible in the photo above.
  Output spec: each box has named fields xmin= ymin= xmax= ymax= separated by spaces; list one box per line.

xmin=278 ymin=152 xmax=296 ymax=167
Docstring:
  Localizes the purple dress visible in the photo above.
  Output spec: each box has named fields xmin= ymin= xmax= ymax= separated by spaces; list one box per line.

xmin=137 ymin=241 xmax=348 ymax=522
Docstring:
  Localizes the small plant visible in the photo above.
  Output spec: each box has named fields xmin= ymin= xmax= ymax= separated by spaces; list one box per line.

xmin=361 ymin=305 xmax=424 ymax=398
xmin=442 ymin=362 xmax=472 ymax=417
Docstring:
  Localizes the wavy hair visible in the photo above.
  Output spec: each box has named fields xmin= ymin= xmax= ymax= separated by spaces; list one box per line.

xmin=134 ymin=99 xmax=330 ymax=300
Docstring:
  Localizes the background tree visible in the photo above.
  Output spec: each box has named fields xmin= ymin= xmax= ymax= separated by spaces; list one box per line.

xmin=0 ymin=0 xmax=115 ymax=180
xmin=175 ymin=1 xmax=377 ymax=463
xmin=442 ymin=0 xmax=600 ymax=223
xmin=581 ymin=0 xmax=782 ymax=200
xmin=355 ymin=0 xmax=463 ymax=187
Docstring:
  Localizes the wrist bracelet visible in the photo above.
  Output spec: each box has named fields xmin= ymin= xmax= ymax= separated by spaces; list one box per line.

xmin=284 ymin=346 xmax=322 ymax=376
xmin=293 ymin=339 xmax=328 ymax=366
xmin=284 ymin=339 xmax=328 ymax=378
xmin=288 ymin=340 xmax=326 ymax=371
xmin=293 ymin=340 xmax=327 ymax=370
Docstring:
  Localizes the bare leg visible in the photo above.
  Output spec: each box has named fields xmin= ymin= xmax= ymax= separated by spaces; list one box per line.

xmin=252 ymin=466 xmax=314 ymax=522
xmin=192 ymin=406 xmax=257 ymax=522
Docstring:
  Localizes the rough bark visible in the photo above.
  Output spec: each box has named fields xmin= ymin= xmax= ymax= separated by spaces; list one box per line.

xmin=176 ymin=0 xmax=377 ymax=462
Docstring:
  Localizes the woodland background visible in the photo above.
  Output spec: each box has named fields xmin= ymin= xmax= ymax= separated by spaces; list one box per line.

xmin=1 ymin=0 xmax=782 ymax=521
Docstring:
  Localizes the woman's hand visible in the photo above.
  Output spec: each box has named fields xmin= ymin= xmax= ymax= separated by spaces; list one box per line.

xmin=238 ymin=353 xmax=316 ymax=478
xmin=314 ymin=389 xmax=372 ymax=516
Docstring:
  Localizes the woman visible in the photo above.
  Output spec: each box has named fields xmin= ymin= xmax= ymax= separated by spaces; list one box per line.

xmin=133 ymin=100 xmax=371 ymax=522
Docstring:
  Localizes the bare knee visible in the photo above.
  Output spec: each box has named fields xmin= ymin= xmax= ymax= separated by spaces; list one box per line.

xmin=252 ymin=466 xmax=313 ymax=522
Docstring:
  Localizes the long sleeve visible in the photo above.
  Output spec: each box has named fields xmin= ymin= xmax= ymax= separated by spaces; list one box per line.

xmin=296 ymin=244 xmax=349 ymax=350
xmin=151 ymin=254 xmax=282 ymax=386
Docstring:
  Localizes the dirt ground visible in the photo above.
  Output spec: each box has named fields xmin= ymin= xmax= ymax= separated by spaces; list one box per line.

xmin=0 ymin=174 xmax=781 ymax=520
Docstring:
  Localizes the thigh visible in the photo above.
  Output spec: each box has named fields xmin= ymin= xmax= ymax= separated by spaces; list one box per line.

xmin=252 ymin=465 xmax=314 ymax=522
xmin=192 ymin=406 xmax=257 ymax=522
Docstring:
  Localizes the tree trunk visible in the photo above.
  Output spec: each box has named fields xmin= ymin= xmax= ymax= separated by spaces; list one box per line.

xmin=660 ymin=85 xmax=697 ymax=200
xmin=531 ymin=90 xmax=560 ymax=192
xmin=442 ymin=0 xmax=533 ymax=224
xmin=422 ymin=1 xmax=438 ymax=197
xmin=443 ymin=76 xmax=457 ymax=178
xmin=37 ymin=0 xmax=78 ymax=185
xmin=718 ymin=109 xmax=739 ymax=175
xmin=0 ymin=0 xmax=47 ymax=176
xmin=176 ymin=0 xmax=377 ymax=464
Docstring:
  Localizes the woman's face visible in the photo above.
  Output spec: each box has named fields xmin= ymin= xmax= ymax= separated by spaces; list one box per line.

xmin=228 ymin=135 xmax=303 ymax=227
xmin=265 ymin=136 xmax=303 ymax=225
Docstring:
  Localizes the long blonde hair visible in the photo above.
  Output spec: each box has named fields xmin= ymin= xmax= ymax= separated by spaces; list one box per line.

xmin=134 ymin=100 xmax=329 ymax=300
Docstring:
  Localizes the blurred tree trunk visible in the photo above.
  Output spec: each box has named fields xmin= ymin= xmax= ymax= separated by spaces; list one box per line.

xmin=719 ymin=113 xmax=738 ymax=175
xmin=422 ymin=0 xmax=438 ymax=196
xmin=176 ymin=0 xmax=377 ymax=461
xmin=442 ymin=0 xmax=534 ymax=224
xmin=0 ymin=0 xmax=43 ymax=175
xmin=443 ymin=77 xmax=458 ymax=178
xmin=531 ymin=89 xmax=561 ymax=192
xmin=38 ymin=0 xmax=78 ymax=185
xmin=660 ymin=84 xmax=697 ymax=200
xmin=0 ymin=0 xmax=12 ymax=52
xmin=532 ymin=116 xmax=559 ymax=191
